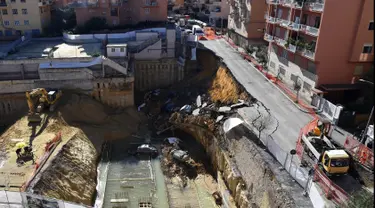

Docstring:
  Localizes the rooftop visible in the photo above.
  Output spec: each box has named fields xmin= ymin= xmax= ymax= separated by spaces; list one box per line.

xmin=326 ymin=150 xmax=349 ymax=158
xmin=4 ymin=39 xmax=104 ymax=60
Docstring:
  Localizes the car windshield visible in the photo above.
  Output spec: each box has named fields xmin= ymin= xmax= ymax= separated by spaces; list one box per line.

xmin=330 ymin=158 xmax=349 ymax=167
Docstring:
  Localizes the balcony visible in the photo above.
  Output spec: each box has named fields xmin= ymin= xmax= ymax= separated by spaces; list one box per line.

xmin=266 ymin=0 xmax=279 ymax=5
xmin=304 ymin=2 xmax=325 ymax=12
xmin=289 ymin=22 xmax=301 ymax=31
xmin=286 ymin=44 xmax=296 ymax=53
xmin=274 ymin=37 xmax=287 ymax=47
xmin=265 ymin=15 xmax=278 ymax=24
xmin=144 ymin=0 xmax=158 ymax=6
xmin=298 ymin=48 xmax=315 ymax=60
xmin=279 ymin=19 xmax=290 ymax=28
xmin=300 ymin=25 xmax=319 ymax=37
xmin=264 ymin=34 xmax=274 ymax=42
xmin=110 ymin=0 xmax=119 ymax=6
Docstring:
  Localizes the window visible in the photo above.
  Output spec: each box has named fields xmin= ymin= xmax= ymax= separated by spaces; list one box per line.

xmin=354 ymin=65 xmax=364 ymax=76
xmin=279 ymin=66 xmax=286 ymax=76
xmin=282 ymin=49 xmax=288 ymax=59
xmin=12 ymin=9 xmax=17 ymax=15
xmin=2 ymin=9 xmax=7 ymax=15
xmin=21 ymin=0 xmax=25 ymax=2
xmin=24 ymin=20 xmax=29 ymax=25
xmin=111 ymin=48 xmax=115 ymax=52
xmin=145 ymin=8 xmax=150 ymax=14
xmin=110 ymin=8 xmax=118 ymax=16
xmin=369 ymin=21 xmax=374 ymax=30
xmin=120 ymin=47 xmax=124 ymax=52
xmin=22 ymin=9 xmax=27 ymax=14
xmin=4 ymin=20 xmax=9 ymax=26
xmin=362 ymin=44 xmax=373 ymax=53
xmin=14 ymin=20 xmax=20 ymax=26
xmin=10 ymin=0 xmax=15 ymax=2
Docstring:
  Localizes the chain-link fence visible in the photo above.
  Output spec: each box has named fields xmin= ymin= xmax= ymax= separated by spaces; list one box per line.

xmin=0 ymin=190 xmax=92 ymax=208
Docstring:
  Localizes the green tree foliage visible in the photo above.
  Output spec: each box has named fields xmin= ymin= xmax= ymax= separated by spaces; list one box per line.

xmin=84 ymin=17 xmax=108 ymax=33
xmin=43 ymin=7 xmax=76 ymax=36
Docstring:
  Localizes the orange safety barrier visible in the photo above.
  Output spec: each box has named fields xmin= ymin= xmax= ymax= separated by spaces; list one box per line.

xmin=313 ymin=164 xmax=349 ymax=205
xmin=296 ymin=118 xmax=319 ymax=159
xmin=344 ymin=136 xmax=374 ymax=170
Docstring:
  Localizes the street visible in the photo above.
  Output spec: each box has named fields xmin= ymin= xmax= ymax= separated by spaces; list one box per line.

xmin=200 ymin=39 xmax=313 ymax=151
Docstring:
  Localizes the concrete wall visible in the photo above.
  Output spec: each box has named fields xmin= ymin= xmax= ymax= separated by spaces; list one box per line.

xmin=38 ymin=68 xmax=95 ymax=80
xmin=134 ymin=40 xmax=163 ymax=60
xmin=134 ymin=58 xmax=183 ymax=91
xmin=0 ymin=77 xmax=135 ymax=126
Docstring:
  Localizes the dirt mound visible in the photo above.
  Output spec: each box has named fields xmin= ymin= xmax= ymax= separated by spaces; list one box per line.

xmin=31 ymin=129 xmax=97 ymax=205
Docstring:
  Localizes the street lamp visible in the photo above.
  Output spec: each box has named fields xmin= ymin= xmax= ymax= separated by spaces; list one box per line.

xmin=358 ymin=79 xmax=374 ymax=143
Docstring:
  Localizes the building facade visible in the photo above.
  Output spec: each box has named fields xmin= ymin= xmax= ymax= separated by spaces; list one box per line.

xmin=72 ymin=0 xmax=168 ymax=26
xmin=264 ymin=0 xmax=374 ymax=101
xmin=227 ymin=0 xmax=267 ymax=47
xmin=0 ymin=0 xmax=52 ymax=37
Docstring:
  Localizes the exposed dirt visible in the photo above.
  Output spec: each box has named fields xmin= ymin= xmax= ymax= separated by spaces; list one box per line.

xmin=0 ymin=92 xmax=144 ymax=205
xmin=31 ymin=129 xmax=97 ymax=205
xmin=209 ymin=67 xmax=248 ymax=105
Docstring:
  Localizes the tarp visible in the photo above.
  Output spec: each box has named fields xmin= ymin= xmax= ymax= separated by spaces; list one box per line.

xmin=223 ymin=118 xmax=243 ymax=133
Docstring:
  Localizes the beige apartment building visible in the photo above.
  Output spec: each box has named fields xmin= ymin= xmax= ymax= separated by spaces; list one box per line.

xmin=0 ymin=0 xmax=52 ymax=37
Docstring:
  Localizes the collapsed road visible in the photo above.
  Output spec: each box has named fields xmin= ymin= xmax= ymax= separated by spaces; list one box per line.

xmin=199 ymin=39 xmax=313 ymax=151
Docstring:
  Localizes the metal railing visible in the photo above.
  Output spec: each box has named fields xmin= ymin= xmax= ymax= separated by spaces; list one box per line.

xmin=265 ymin=15 xmax=278 ymax=24
xmin=266 ymin=0 xmax=280 ymax=4
xmin=274 ymin=36 xmax=286 ymax=47
xmin=287 ymin=44 xmax=297 ymax=53
xmin=300 ymin=25 xmax=320 ymax=37
xmin=264 ymin=33 xmax=274 ymax=42
xmin=305 ymin=2 xmax=325 ymax=12
xmin=290 ymin=22 xmax=301 ymax=31
xmin=280 ymin=19 xmax=290 ymax=27
xmin=299 ymin=48 xmax=315 ymax=60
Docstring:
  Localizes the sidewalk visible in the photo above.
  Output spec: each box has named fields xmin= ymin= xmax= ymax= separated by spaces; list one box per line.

xmin=222 ymin=36 xmax=317 ymax=117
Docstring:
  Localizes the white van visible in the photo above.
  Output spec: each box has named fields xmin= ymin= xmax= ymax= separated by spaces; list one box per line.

xmin=192 ymin=25 xmax=204 ymax=37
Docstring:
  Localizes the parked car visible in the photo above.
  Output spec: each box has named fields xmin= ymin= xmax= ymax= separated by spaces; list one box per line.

xmin=129 ymin=144 xmax=158 ymax=157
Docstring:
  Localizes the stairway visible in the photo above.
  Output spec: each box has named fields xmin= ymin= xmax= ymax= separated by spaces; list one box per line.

xmin=102 ymin=56 xmax=128 ymax=75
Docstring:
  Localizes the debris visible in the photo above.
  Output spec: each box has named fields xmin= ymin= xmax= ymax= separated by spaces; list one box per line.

xmin=218 ymin=106 xmax=231 ymax=112
xmin=180 ymin=105 xmax=192 ymax=113
xmin=196 ymin=95 xmax=202 ymax=107
xmin=216 ymin=115 xmax=224 ymax=123
xmin=166 ymin=137 xmax=181 ymax=144
xmin=223 ymin=117 xmax=244 ymax=133
xmin=230 ymin=99 xmax=248 ymax=108
xmin=212 ymin=191 xmax=223 ymax=206
xmin=138 ymin=103 xmax=146 ymax=111
xmin=202 ymin=102 xmax=208 ymax=108
xmin=192 ymin=108 xmax=200 ymax=116
xmin=171 ymin=149 xmax=190 ymax=162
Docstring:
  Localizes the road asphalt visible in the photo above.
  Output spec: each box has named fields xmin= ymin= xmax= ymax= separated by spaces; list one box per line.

xmin=200 ymin=39 xmax=313 ymax=151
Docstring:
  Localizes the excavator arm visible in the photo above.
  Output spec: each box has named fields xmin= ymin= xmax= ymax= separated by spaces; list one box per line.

xmin=25 ymin=91 xmax=34 ymax=114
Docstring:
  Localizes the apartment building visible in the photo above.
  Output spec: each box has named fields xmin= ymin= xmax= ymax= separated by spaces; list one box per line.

xmin=73 ymin=0 xmax=168 ymax=26
xmin=264 ymin=0 xmax=374 ymax=101
xmin=206 ymin=0 xmax=229 ymax=26
xmin=0 ymin=0 xmax=52 ymax=37
xmin=227 ymin=0 xmax=267 ymax=47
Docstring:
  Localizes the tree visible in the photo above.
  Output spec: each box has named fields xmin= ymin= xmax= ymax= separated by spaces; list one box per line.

xmin=84 ymin=17 xmax=108 ymax=32
xmin=253 ymin=114 xmax=274 ymax=139
xmin=42 ymin=6 xmax=76 ymax=36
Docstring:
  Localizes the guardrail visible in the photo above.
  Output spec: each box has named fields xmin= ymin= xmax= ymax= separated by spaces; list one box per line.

xmin=300 ymin=25 xmax=320 ymax=37
xmin=344 ymin=136 xmax=374 ymax=170
xmin=313 ymin=164 xmax=349 ymax=205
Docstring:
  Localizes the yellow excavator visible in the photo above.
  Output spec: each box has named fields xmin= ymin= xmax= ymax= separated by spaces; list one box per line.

xmin=26 ymin=88 xmax=62 ymax=123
